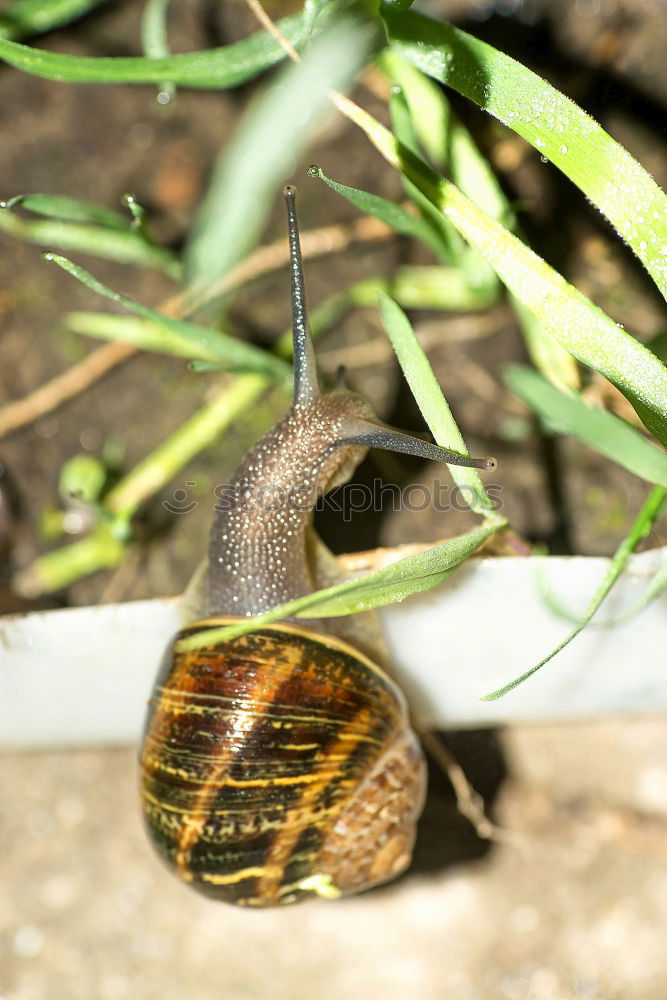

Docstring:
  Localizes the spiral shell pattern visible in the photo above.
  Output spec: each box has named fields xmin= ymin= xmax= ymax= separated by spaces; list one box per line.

xmin=140 ymin=619 xmax=426 ymax=907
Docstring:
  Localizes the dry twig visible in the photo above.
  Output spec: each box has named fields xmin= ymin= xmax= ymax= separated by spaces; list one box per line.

xmin=420 ymin=730 xmax=528 ymax=851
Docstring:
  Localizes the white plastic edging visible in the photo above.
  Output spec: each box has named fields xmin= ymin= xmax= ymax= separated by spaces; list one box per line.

xmin=0 ymin=548 xmax=665 ymax=750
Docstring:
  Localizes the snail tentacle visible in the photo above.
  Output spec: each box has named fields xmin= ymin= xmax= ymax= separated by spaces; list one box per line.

xmin=284 ymin=185 xmax=320 ymax=407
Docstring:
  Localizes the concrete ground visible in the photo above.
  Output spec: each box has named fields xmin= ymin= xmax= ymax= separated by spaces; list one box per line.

xmin=2 ymin=717 xmax=667 ymax=1000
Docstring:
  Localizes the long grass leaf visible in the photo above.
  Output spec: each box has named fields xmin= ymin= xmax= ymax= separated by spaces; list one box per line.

xmin=0 ymin=207 xmax=180 ymax=278
xmin=384 ymin=9 xmax=667 ymax=301
xmin=511 ymin=295 xmax=580 ymax=393
xmin=0 ymin=0 xmax=106 ymax=41
xmin=387 ymin=85 xmax=467 ymax=266
xmin=377 ymin=293 xmax=498 ymax=517
xmin=334 ymin=98 xmax=667 ymax=446
xmin=379 ymin=49 xmax=510 ymax=223
xmin=379 ymin=51 xmax=579 ymax=390
xmin=507 ymin=365 xmax=667 ymax=487
xmin=46 ymin=254 xmax=289 ymax=378
xmin=0 ymin=12 xmax=305 ymax=87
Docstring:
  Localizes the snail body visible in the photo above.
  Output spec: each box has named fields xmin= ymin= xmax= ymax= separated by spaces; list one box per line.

xmin=139 ymin=186 xmax=495 ymax=906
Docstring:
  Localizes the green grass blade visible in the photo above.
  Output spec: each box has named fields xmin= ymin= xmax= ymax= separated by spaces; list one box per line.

xmin=64 ymin=311 xmax=290 ymax=379
xmin=436 ymin=180 xmax=667 ymax=446
xmin=380 ymin=51 xmax=579 ymax=391
xmin=384 ymin=9 xmax=667 ymax=301
xmin=386 ymin=79 xmax=503 ymax=300
xmin=0 ymin=205 xmax=180 ymax=277
xmin=379 ymin=49 xmax=510 ymax=224
xmin=336 ymin=100 xmax=667 ymax=446
xmin=176 ymin=522 xmax=498 ymax=651
xmin=0 ymin=0 xmax=106 ymax=40
xmin=377 ymin=292 xmax=499 ymax=518
xmin=387 ymin=85 xmax=465 ymax=265
xmin=184 ymin=17 xmax=377 ymax=291
xmin=506 ymin=365 xmax=667 ymax=487
xmin=310 ymin=162 xmax=499 ymax=300
xmin=0 ymin=11 xmax=306 ymax=87
xmin=511 ymin=295 xmax=580 ymax=393
xmin=298 ymin=523 xmax=495 ymax=617
xmin=307 ymin=164 xmax=451 ymax=262
xmin=482 ymin=485 xmax=666 ymax=699
xmin=141 ymin=0 xmax=175 ymax=102
xmin=2 ymin=193 xmax=131 ymax=229
xmin=46 ymin=255 xmax=289 ymax=379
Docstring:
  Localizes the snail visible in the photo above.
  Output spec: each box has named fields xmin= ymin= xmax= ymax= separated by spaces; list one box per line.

xmin=139 ymin=185 xmax=495 ymax=907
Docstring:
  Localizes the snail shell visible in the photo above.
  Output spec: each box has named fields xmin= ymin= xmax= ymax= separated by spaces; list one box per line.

xmin=141 ymin=619 xmax=425 ymax=906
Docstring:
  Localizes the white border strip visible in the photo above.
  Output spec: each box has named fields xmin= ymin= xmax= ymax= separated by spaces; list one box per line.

xmin=1 ymin=548 xmax=665 ymax=749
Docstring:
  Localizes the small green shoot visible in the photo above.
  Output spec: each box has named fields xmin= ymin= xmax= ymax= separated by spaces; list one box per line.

xmin=141 ymin=0 xmax=175 ymax=103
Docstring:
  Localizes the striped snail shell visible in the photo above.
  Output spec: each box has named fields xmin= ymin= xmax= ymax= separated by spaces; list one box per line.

xmin=139 ymin=185 xmax=495 ymax=907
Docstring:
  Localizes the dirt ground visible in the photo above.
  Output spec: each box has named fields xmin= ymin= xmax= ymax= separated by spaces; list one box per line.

xmin=1 ymin=1 xmax=666 ymax=998
xmin=3 ymin=719 xmax=667 ymax=1000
